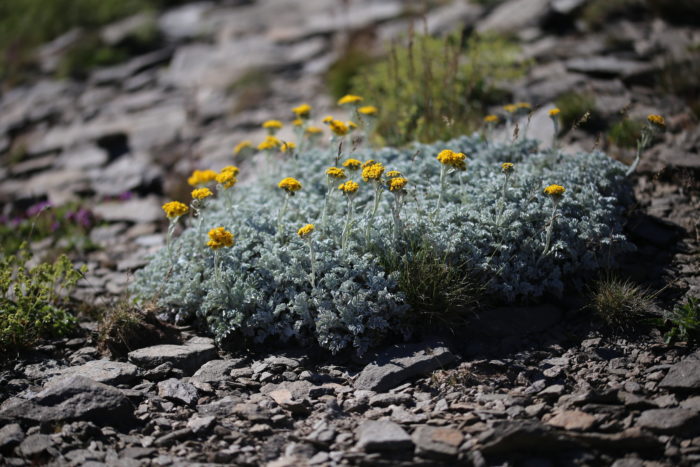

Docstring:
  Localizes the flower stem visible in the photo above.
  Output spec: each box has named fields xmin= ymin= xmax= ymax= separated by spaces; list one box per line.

xmin=434 ymin=165 xmax=446 ymax=214
xmin=277 ymin=194 xmax=290 ymax=236
xmin=342 ymin=197 xmax=354 ymax=252
xmin=365 ymin=182 xmax=382 ymax=244
xmin=307 ymin=238 xmax=316 ymax=289
xmin=542 ymin=199 xmax=560 ymax=256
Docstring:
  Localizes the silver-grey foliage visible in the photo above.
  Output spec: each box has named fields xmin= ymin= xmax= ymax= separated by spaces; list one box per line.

xmin=132 ymin=135 xmax=634 ymax=354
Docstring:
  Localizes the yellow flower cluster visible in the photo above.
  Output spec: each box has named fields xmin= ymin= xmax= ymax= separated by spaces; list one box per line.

xmin=484 ymin=115 xmax=499 ymax=123
xmin=647 ymin=114 xmax=665 ymax=128
xmin=358 ymin=105 xmax=378 ymax=116
xmin=361 ymin=159 xmax=376 ymax=169
xmin=297 ymin=223 xmax=315 ymax=238
xmin=192 ymin=187 xmax=213 ymax=200
xmin=501 ymin=162 xmax=514 ymax=174
xmin=328 ymin=119 xmax=349 ymax=136
xmin=188 ymin=169 xmax=218 ymax=186
xmin=503 ymin=104 xmax=518 ymax=113
xmin=162 ymin=201 xmax=189 ymax=219
xmin=262 ymin=120 xmax=283 ymax=130
xmin=221 ymin=165 xmax=239 ymax=177
xmin=385 ymin=170 xmax=401 ymax=178
xmin=436 ymin=149 xmax=467 ymax=170
xmin=338 ymin=180 xmax=359 ymax=194
xmin=207 ymin=227 xmax=234 ymax=250
xmin=388 ymin=177 xmax=408 ymax=192
xmin=342 ymin=159 xmax=361 ymax=170
xmin=347 ymin=121 xmax=357 ymax=131
xmin=338 ymin=94 xmax=363 ymax=105
xmin=278 ymin=177 xmax=302 ymax=193
xmin=516 ymin=102 xmax=531 ymax=110
xmin=258 ymin=135 xmax=282 ymax=151
xmin=543 ymin=184 xmax=566 ymax=196
xmin=293 ymin=119 xmax=303 ymax=127
xmin=549 ymin=108 xmax=561 ymax=117
xmin=292 ymin=104 xmax=312 ymax=118
xmin=281 ymin=142 xmax=296 ymax=153
xmin=362 ymin=162 xmax=384 ymax=182
xmin=216 ymin=170 xmax=237 ymax=189
xmin=233 ymin=141 xmax=252 ymax=156
xmin=306 ymin=126 xmax=322 ymax=135
xmin=326 ymin=167 xmax=346 ymax=179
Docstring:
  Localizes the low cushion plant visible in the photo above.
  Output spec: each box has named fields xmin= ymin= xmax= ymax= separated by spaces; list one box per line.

xmin=133 ymin=115 xmax=635 ymax=355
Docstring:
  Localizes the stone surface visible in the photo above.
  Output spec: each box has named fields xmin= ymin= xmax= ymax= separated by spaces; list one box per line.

xmin=0 ymin=376 xmax=133 ymax=427
xmin=356 ymin=420 xmax=413 ymax=452
xmin=636 ymin=408 xmax=700 ymax=435
xmin=128 ymin=339 xmax=217 ymax=375
xmin=413 ymin=425 xmax=463 ymax=459
xmin=354 ymin=341 xmax=456 ymax=392
xmin=51 ymin=360 xmax=139 ymax=386
xmin=477 ymin=0 xmax=550 ymax=33
xmin=659 ymin=350 xmax=700 ymax=391
xmin=192 ymin=359 xmax=242 ymax=383
xmin=157 ymin=378 xmax=199 ymax=406
xmin=0 ymin=423 xmax=24 ymax=452
xmin=547 ymin=410 xmax=597 ymax=431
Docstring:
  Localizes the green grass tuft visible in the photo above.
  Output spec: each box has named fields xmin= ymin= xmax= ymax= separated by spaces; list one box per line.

xmin=588 ymin=274 xmax=656 ymax=329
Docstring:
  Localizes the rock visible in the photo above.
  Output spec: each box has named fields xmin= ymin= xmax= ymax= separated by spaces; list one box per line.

xmin=479 ymin=421 xmax=577 ymax=455
xmin=93 ymin=196 xmax=164 ymax=224
xmin=565 ymin=56 xmax=656 ymax=79
xmin=627 ymin=214 xmax=682 ymax=247
xmin=0 ymin=376 xmax=134 ymax=428
xmin=568 ymin=428 xmax=664 ymax=454
xmin=192 ymin=359 xmax=243 ymax=383
xmin=154 ymin=428 xmax=191 ymax=447
xmin=413 ymin=425 xmax=463 ymax=460
xmin=659 ymin=350 xmax=700 ymax=391
xmin=233 ymin=403 xmax=272 ymax=423
xmin=474 ymin=304 xmax=563 ymax=337
xmin=128 ymin=340 xmax=216 ymax=376
xmin=368 ymin=392 xmax=413 ymax=408
xmin=158 ymin=2 xmax=214 ymax=40
xmin=477 ymin=0 xmax=550 ymax=33
xmin=547 ymin=410 xmax=597 ymax=431
xmin=268 ymin=389 xmax=310 ymax=415
xmin=354 ymin=341 xmax=456 ymax=392
xmin=0 ymin=424 xmax=24 ymax=452
xmin=356 ymin=420 xmax=413 ymax=453
xmin=57 ymin=144 xmax=109 ymax=170
xmin=91 ymin=152 xmax=161 ymax=197
xmin=157 ymin=378 xmax=199 ymax=406
xmin=636 ymin=408 xmax=700 ymax=435
xmin=50 ymin=360 xmax=139 ymax=386
xmin=551 ymin=0 xmax=586 ymax=15
xmin=16 ymin=434 xmax=54 ymax=459
xmin=101 ymin=12 xmax=155 ymax=46
xmin=186 ymin=415 xmax=216 ymax=434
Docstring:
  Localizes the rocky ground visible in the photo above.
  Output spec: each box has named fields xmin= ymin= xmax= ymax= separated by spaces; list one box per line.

xmin=1 ymin=0 xmax=699 ymax=465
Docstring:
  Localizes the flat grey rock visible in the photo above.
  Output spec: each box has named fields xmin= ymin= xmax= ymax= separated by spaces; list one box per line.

xmin=0 ymin=423 xmax=24 ymax=451
xmin=50 ymin=360 xmax=138 ymax=386
xmin=413 ymin=425 xmax=463 ymax=459
xmin=659 ymin=350 xmax=700 ymax=391
xmin=192 ymin=359 xmax=243 ymax=383
xmin=157 ymin=378 xmax=199 ymax=406
xmin=354 ymin=341 xmax=456 ymax=392
xmin=0 ymin=376 xmax=133 ymax=428
xmin=356 ymin=420 xmax=413 ymax=452
xmin=636 ymin=408 xmax=700 ymax=435
xmin=128 ymin=339 xmax=216 ymax=375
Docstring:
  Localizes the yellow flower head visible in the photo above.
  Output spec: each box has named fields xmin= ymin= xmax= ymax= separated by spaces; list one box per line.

xmin=233 ymin=141 xmax=252 ymax=156
xmin=207 ymin=227 xmax=234 ymax=250
xmin=329 ymin=119 xmax=349 ymax=136
xmin=385 ymin=170 xmax=401 ymax=178
xmin=192 ymin=187 xmax=214 ymax=200
xmin=306 ymin=126 xmax=323 ymax=135
xmin=297 ymin=223 xmax=315 ymax=238
xmin=292 ymin=104 xmax=312 ymax=118
xmin=361 ymin=159 xmax=376 ymax=169
xmin=503 ymin=104 xmax=518 ymax=113
xmin=347 ymin=121 xmax=358 ymax=131
xmin=516 ymin=102 xmax=531 ymax=110
xmin=388 ymin=177 xmax=408 ymax=192
xmin=188 ymin=169 xmax=218 ymax=186
xmin=548 ymin=108 xmax=561 ymax=117
xmin=647 ymin=114 xmax=665 ymax=128
xmin=484 ymin=114 xmax=499 ymax=124
xmin=337 ymin=94 xmax=363 ymax=105
xmin=362 ymin=162 xmax=384 ymax=182
xmin=543 ymin=184 xmax=566 ymax=197
xmin=343 ymin=158 xmax=362 ymax=170
xmin=220 ymin=165 xmax=239 ymax=177
xmin=292 ymin=118 xmax=304 ymax=127
xmin=281 ymin=141 xmax=296 ymax=153
xmin=358 ymin=105 xmax=378 ymax=116
xmin=162 ymin=201 xmax=189 ymax=219
xmin=216 ymin=170 xmax=237 ymax=189
xmin=278 ymin=177 xmax=302 ymax=193
xmin=436 ymin=149 xmax=467 ymax=170
xmin=258 ymin=136 xmax=282 ymax=151
xmin=326 ymin=167 xmax=346 ymax=179
xmin=262 ymin=120 xmax=283 ymax=130
xmin=501 ymin=162 xmax=514 ymax=174
xmin=322 ymin=115 xmax=334 ymax=124
xmin=338 ymin=180 xmax=359 ymax=194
